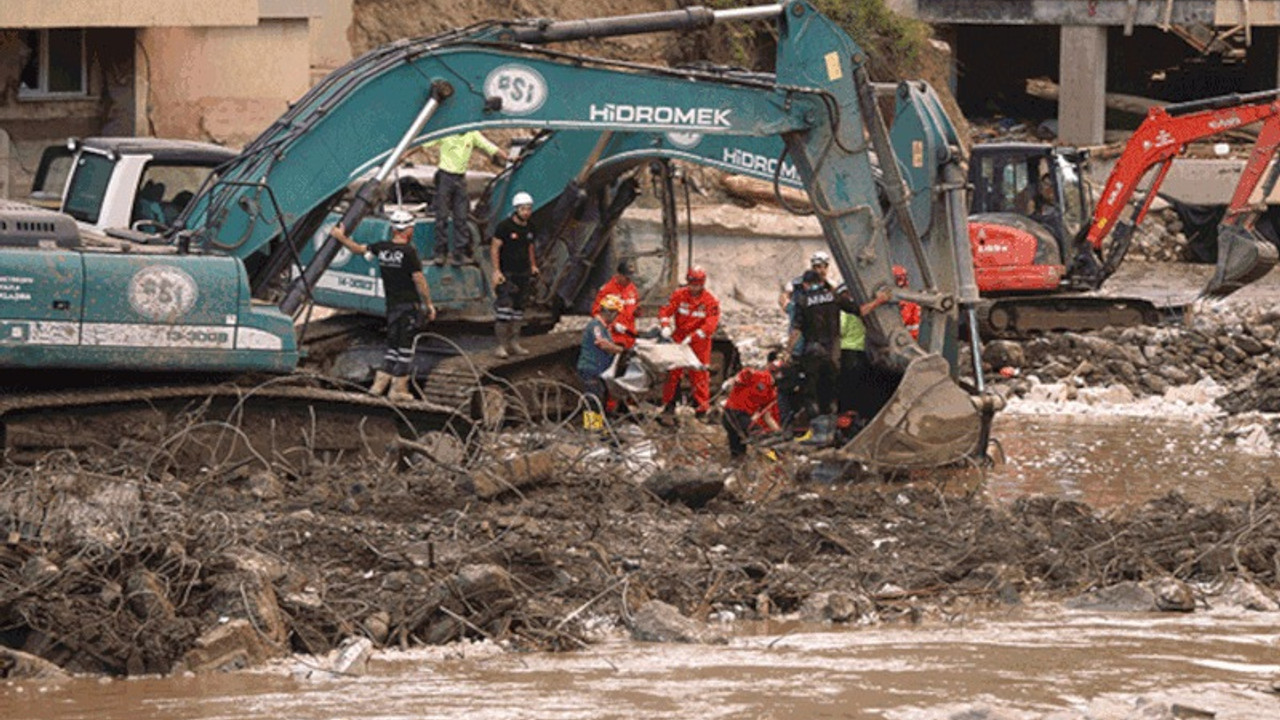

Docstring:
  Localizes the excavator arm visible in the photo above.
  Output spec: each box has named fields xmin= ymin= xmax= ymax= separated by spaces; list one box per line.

xmin=1074 ymin=89 xmax=1280 ymax=296
xmin=173 ymin=1 xmax=987 ymax=467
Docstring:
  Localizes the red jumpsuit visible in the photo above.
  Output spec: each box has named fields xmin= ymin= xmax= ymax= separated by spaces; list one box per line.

xmin=900 ymin=301 xmax=921 ymax=340
xmin=659 ymin=285 xmax=720 ymax=412
xmin=725 ymin=368 xmax=780 ymax=430
xmin=592 ymin=277 xmax=639 ymax=348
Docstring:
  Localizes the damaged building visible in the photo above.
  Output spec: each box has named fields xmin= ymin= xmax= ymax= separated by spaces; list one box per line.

xmin=906 ymin=0 xmax=1280 ymax=145
xmin=0 ymin=0 xmax=352 ymax=199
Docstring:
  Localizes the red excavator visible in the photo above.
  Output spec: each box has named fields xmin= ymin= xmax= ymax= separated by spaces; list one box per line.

xmin=968 ymin=89 xmax=1280 ymax=336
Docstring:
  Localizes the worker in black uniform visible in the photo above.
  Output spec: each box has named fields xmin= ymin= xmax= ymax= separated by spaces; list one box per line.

xmin=332 ymin=209 xmax=436 ymax=401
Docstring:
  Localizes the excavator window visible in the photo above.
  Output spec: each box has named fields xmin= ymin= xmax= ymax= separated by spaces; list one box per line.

xmin=131 ymin=163 xmax=220 ymax=227
xmin=62 ymin=151 xmax=115 ymax=224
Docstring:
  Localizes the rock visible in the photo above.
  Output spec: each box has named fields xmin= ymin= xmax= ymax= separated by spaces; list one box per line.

xmin=467 ymin=448 xmax=558 ymax=499
xmin=643 ymin=469 xmax=724 ymax=509
xmin=363 ymin=611 xmax=392 ymax=644
xmin=1065 ymin=582 xmax=1156 ymax=612
xmin=947 ymin=707 xmax=1026 ymax=720
xmin=798 ymin=591 xmax=876 ymax=624
xmin=1215 ymin=578 xmax=1280 ymax=611
xmin=1151 ymin=577 xmax=1195 ymax=612
xmin=126 ymin=569 xmax=176 ymax=621
xmin=1235 ymin=335 xmax=1267 ymax=356
xmin=329 ymin=636 xmax=374 ymax=676
xmin=1159 ymin=365 xmax=1193 ymax=385
xmin=0 ymin=648 xmax=67 ymax=680
xmin=630 ymin=600 xmax=727 ymax=644
xmin=180 ymin=619 xmax=276 ymax=673
xmin=982 ymin=340 xmax=1025 ymax=369
xmin=1077 ymin=384 xmax=1134 ymax=405
xmin=248 ymin=470 xmax=284 ymax=501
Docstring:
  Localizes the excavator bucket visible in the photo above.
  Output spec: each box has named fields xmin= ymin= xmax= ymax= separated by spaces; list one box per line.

xmin=1203 ymin=225 xmax=1279 ymax=298
xmin=843 ymin=354 xmax=983 ymax=469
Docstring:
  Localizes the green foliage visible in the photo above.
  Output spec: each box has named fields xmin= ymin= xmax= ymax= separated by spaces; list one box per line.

xmin=696 ymin=0 xmax=932 ymax=79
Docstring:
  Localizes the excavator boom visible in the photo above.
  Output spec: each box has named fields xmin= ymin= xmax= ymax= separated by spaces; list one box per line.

xmin=1077 ymin=89 xmax=1280 ymax=296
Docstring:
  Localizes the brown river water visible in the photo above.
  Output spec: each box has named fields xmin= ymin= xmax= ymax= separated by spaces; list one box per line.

xmin=3 ymin=414 xmax=1279 ymax=719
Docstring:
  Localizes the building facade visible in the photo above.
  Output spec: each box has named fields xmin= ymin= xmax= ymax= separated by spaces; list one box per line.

xmin=0 ymin=0 xmax=352 ymax=199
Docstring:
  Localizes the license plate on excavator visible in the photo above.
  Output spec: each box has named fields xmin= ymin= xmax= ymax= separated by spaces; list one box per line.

xmin=843 ymin=354 xmax=984 ymax=470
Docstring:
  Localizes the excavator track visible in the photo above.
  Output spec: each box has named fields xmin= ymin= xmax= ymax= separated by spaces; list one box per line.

xmin=0 ymin=375 xmax=473 ymax=469
xmin=977 ymin=295 xmax=1187 ymax=339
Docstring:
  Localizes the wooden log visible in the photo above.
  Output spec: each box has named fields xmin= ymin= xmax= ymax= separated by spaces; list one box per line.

xmin=719 ymin=174 xmax=812 ymax=212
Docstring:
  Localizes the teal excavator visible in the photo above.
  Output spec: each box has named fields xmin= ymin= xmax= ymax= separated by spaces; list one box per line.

xmin=0 ymin=1 xmax=992 ymax=469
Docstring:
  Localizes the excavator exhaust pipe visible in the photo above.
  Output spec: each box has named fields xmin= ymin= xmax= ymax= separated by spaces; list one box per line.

xmin=1203 ymin=225 xmax=1279 ymax=298
xmin=843 ymin=354 xmax=985 ymax=470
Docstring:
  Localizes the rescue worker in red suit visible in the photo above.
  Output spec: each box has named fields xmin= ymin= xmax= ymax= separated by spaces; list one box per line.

xmin=893 ymin=265 xmax=921 ymax=340
xmin=592 ymin=259 xmax=639 ymax=348
xmin=722 ymin=365 xmax=781 ymax=459
xmin=659 ymin=266 xmax=720 ymax=417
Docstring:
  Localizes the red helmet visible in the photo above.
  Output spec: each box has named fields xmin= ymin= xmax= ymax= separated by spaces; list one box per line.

xmin=892 ymin=265 xmax=908 ymax=285
xmin=686 ymin=266 xmax=707 ymax=284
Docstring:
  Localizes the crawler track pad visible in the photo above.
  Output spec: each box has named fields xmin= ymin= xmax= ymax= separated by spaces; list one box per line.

xmin=843 ymin=354 xmax=982 ymax=469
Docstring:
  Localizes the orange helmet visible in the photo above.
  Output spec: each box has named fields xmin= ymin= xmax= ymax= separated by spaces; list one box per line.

xmin=599 ymin=294 xmax=625 ymax=313
xmin=686 ymin=266 xmax=707 ymax=284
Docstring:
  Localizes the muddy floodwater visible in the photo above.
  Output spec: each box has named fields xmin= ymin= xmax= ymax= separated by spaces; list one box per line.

xmin=983 ymin=414 xmax=1280 ymax=509
xmin=4 ymin=607 xmax=1279 ymax=719
xmin=4 ymin=414 xmax=1280 ymax=719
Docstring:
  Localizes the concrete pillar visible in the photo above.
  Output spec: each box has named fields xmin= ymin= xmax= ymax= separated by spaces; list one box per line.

xmin=1058 ymin=25 xmax=1108 ymax=146
xmin=0 ymin=129 xmax=10 ymax=200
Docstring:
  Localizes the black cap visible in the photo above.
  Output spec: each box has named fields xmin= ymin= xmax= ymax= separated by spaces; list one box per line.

xmin=617 ymin=259 xmax=636 ymax=276
xmin=801 ymin=269 xmax=821 ymax=285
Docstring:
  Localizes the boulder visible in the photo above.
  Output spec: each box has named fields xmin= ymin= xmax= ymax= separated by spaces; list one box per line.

xmin=0 ymin=648 xmax=67 ymax=680
xmin=1065 ymin=582 xmax=1156 ymax=612
xmin=630 ymin=600 xmax=727 ymax=644
xmin=1151 ymin=577 xmax=1195 ymax=612
xmin=982 ymin=340 xmax=1025 ymax=369
xmin=643 ymin=469 xmax=724 ymax=509
xmin=179 ymin=619 xmax=277 ymax=673
xmin=1214 ymin=578 xmax=1280 ymax=611
xmin=798 ymin=591 xmax=876 ymax=624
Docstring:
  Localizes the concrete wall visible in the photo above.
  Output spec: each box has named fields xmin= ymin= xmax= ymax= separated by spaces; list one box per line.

xmin=139 ymin=19 xmax=314 ymax=147
xmin=0 ymin=28 xmax=135 ymax=198
xmin=309 ymin=0 xmax=353 ymax=84
xmin=0 ymin=1 xmax=258 ymax=28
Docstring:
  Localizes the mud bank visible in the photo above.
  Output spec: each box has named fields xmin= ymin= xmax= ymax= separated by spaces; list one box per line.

xmin=3 ymin=403 xmax=1279 ymax=678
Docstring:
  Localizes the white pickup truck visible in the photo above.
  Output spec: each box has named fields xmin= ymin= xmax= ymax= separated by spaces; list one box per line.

xmin=28 ymin=137 xmax=238 ymax=240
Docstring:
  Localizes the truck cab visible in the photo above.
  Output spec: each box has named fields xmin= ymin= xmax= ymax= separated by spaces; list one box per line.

xmin=29 ymin=137 xmax=237 ymax=239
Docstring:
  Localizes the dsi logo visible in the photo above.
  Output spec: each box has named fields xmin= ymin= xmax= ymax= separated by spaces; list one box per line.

xmin=485 ymin=65 xmax=547 ymax=115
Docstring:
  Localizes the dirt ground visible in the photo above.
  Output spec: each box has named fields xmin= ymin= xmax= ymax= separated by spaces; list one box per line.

xmin=2 ymin=384 xmax=1279 ymax=677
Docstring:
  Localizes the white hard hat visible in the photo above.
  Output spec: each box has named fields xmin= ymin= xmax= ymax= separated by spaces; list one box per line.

xmin=512 ymin=191 xmax=534 ymax=208
xmin=388 ymin=209 xmax=414 ymax=230
xmin=810 ymin=250 xmax=831 ymax=266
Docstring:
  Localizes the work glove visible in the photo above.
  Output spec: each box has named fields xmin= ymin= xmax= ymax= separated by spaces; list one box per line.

xmin=680 ymin=334 xmax=692 ymax=346
xmin=660 ymin=325 xmax=673 ymax=340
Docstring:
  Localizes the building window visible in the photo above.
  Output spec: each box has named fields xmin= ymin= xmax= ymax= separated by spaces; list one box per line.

xmin=19 ymin=29 xmax=87 ymax=98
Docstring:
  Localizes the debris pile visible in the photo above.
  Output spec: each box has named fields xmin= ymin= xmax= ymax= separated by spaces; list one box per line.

xmin=3 ymin=381 xmax=1280 ymax=677
xmin=983 ymin=306 xmax=1280 ymax=399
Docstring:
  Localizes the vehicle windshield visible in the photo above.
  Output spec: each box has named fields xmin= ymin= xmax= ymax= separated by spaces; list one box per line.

xmin=62 ymin=151 xmax=115 ymax=224
xmin=131 ymin=163 xmax=219 ymax=227
xmin=1055 ymin=153 xmax=1088 ymax=238
xmin=28 ymin=145 xmax=73 ymax=208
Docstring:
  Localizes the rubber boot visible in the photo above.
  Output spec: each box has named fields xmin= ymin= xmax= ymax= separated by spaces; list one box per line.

xmin=368 ymin=370 xmax=392 ymax=396
xmin=802 ymin=414 xmax=836 ymax=446
xmin=493 ymin=322 xmax=511 ymax=359
xmin=387 ymin=375 xmax=414 ymax=402
xmin=510 ymin=321 xmax=531 ymax=355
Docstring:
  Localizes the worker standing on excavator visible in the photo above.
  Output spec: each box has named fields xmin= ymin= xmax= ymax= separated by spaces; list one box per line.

xmin=424 ymin=131 xmax=509 ymax=266
xmin=659 ymin=266 xmax=720 ymax=419
xmin=331 ymin=210 xmax=436 ymax=401
xmin=490 ymin=192 xmax=541 ymax=358
xmin=592 ymin=259 xmax=640 ymax=348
